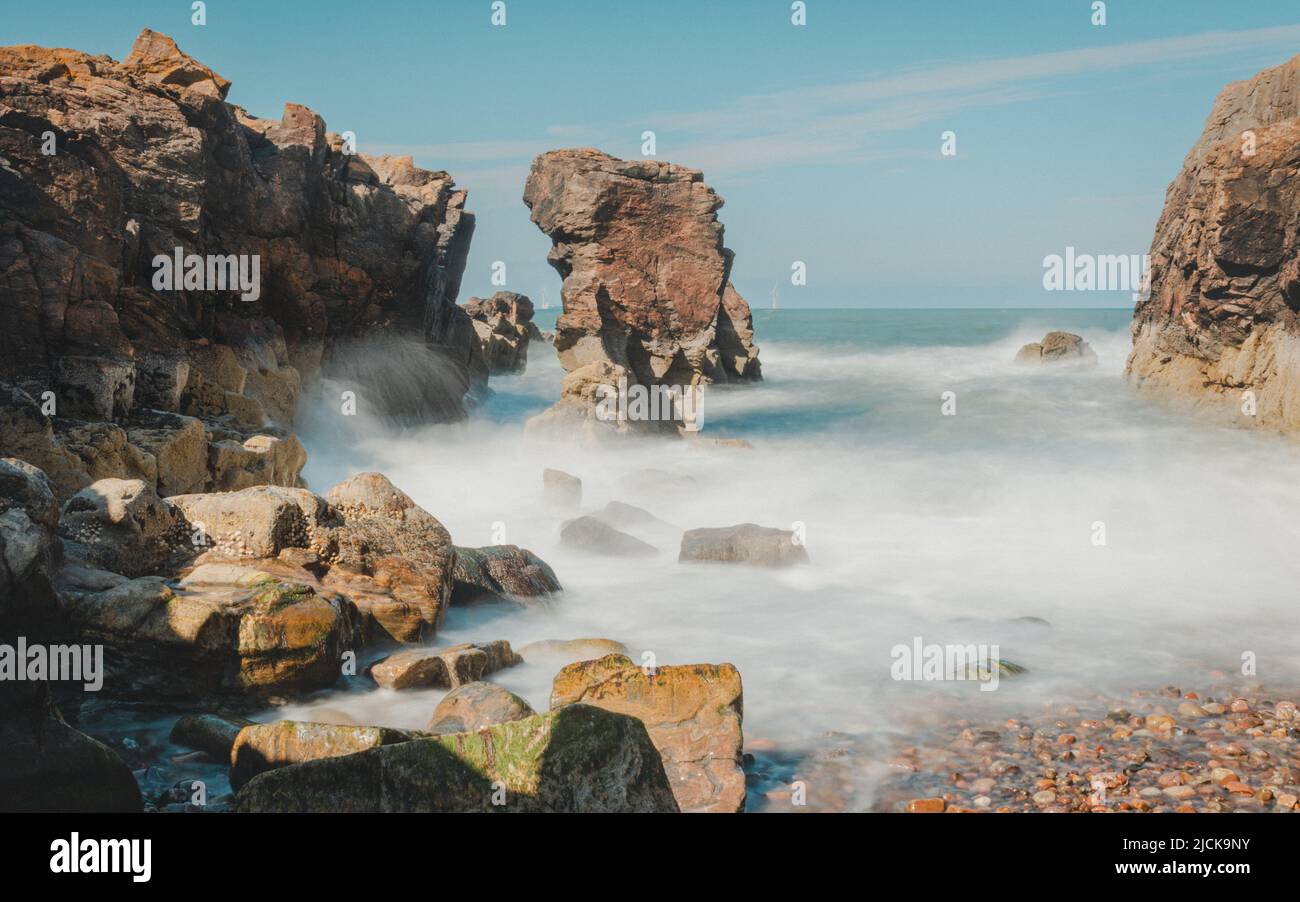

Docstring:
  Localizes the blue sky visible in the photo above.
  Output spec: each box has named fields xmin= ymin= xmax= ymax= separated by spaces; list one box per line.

xmin=6 ymin=0 xmax=1300 ymax=307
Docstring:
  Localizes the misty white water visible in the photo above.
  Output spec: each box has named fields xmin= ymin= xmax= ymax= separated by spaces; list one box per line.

xmin=118 ymin=308 xmax=1300 ymax=810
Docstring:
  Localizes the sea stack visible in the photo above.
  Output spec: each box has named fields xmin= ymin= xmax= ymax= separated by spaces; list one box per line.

xmin=523 ymin=149 xmax=761 ymax=435
xmin=1126 ymin=53 xmax=1300 ymax=429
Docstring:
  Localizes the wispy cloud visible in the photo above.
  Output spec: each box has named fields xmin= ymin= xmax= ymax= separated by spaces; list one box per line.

xmin=382 ymin=25 xmax=1300 ymax=185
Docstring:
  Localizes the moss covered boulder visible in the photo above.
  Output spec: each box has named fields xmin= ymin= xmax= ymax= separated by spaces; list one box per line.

xmin=234 ymin=704 xmax=678 ymax=812
xmin=56 ymin=563 xmax=360 ymax=703
xmin=551 ymin=654 xmax=745 ymax=813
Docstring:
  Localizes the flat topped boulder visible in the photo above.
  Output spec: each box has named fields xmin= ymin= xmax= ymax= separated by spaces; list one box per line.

xmin=57 ymin=564 xmax=360 ymax=703
xmin=370 ymin=640 xmax=522 ymax=690
xmin=234 ymin=705 xmax=679 ymax=813
xmin=551 ymin=654 xmax=745 ymax=813
xmin=1015 ymin=331 xmax=1098 ymax=365
xmin=679 ymin=523 xmax=809 ymax=568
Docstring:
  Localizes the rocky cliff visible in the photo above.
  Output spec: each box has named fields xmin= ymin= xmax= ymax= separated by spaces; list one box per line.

xmin=523 ymin=149 xmax=760 ymax=435
xmin=1126 ymin=53 xmax=1300 ymax=429
xmin=0 ymin=29 xmax=479 ymax=499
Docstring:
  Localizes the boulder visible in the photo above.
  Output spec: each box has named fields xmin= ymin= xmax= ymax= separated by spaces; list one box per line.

xmin=542 ymin=468 xmax=581 ymax=508
xmin=561 ymin=515 xmax=657 ymax=557
xmin=1015 ymin=331 xmax=1097 ymax=365
xmin=326 ymin=472 xmax=452 ymax=569
xmin=450 ymin=544 xmax=561 ymax=605
xmin=229 ymin=720 xmax=415 ymax=790
xmin=125 ymin=411 xmax=209 ymax=496
xmin=168 ymin=485 xmax=331 ymax=560
xmin=551 ymin=654 xmax=745 ymax=813
xmin=56 ymin=563 xmax=360 ymax=703
xmin=235 ymin=705 xmax=679 ymax=812
xmin=427 ymin=681 xmax=536 ymax=734
xmin=370 ymin=640 xmax=522 ymax=690
xmin=169 ymin=712 xmax=251 ymax=761
xmin=679 ymin=523 xmax=809 ymax=568
xmin=57 ymin=478 xmax=182 ymax=577
xmin=517 ymin=638 xmax=631 ymax=666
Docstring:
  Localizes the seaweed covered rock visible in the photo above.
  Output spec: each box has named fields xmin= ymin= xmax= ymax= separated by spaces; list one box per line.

xmin=235 ymin=705 xmax=679 ymax=812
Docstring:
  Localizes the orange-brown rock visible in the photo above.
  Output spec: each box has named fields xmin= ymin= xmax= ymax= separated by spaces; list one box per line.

xmin=1127 ymin=53 xmax=1300 ymax=430
xmin=523 ymin=149 xmax=760 ymax=434
xmin=550 ymin=653 xmax=745 ymax=813
xmin=0 ymin=29 xmax=480 ymax=502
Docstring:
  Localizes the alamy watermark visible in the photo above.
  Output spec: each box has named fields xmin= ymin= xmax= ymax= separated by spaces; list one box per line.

xmin=0 ymin=638 xmax=103 ymax=691
xmin=890 ymin=637 xmax=1006 ymax=692
xmin=1042 ymin=247 xmax=1149 ymax=299
xmin=595 ymin=376 xmax=704 ymax=432
xmin=152 ymin=246 xmax=261 ymax=302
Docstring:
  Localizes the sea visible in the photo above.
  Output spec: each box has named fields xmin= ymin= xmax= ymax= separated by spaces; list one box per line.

xmin=90 ymin=308 xmax=1300 ymax=811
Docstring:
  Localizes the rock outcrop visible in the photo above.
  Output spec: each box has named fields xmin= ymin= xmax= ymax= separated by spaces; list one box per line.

xmin=234 ymin=705 xmax=680 ymax=812
xmin=551 ymin=654 xmax=745 ymax=813
xmin=464 ymin=292 xmax=540 ymax=373
xmin=0 ymin=28 xmax=480 ymax=503
xmin=523 ymin=149 xmax=760 ymax=435
xmin=1126 ymin=53 xmax=1300 ymax=429
xmin=1015 ymin=331 xmax=1097 ymax=365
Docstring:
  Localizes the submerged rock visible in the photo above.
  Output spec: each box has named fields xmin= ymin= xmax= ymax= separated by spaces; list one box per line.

xmin=450 ymin=544 xmax=561 ymax=605
xmin=464 ymin=292 xmax=540 ymax=374
xmin=370 ymin=640 xmax=522 ymax=690
xmin=679 ymin=523 xmax=808 ymax=568
xmin=169 ymin=712 xmax=252 ymax=761
xmin=542 ymin=468 xmax=582 ymax=509
xmin=561 ymin=515 xmax=657 ymax=557
xmin=427 ymin=681 xmax=536 ymax=734
xmin=517 ymin=638 xmax=630 ymax=666
xmin=551 ymin=654 xmax=745 ymax=813
xmin=1015 ymin=331 xmax=1097 ymax=365
xmin=234 ymin=705 xmax=679 ymax=812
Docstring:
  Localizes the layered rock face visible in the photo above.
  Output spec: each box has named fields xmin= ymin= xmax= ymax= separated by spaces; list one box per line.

xmin=523 ymin=149 xmax=760 ymax=434
xmin=0 ymin=29 xmax=478 ymax=500
xmin=1126 ymin=53 xmax=1300 ymax=428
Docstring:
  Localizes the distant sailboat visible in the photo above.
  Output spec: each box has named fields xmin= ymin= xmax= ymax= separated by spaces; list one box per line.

xmin=771 ymin=285 xmax=779 ymax=310
xmin=540 ymin=289 xmax=551 ymax=310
